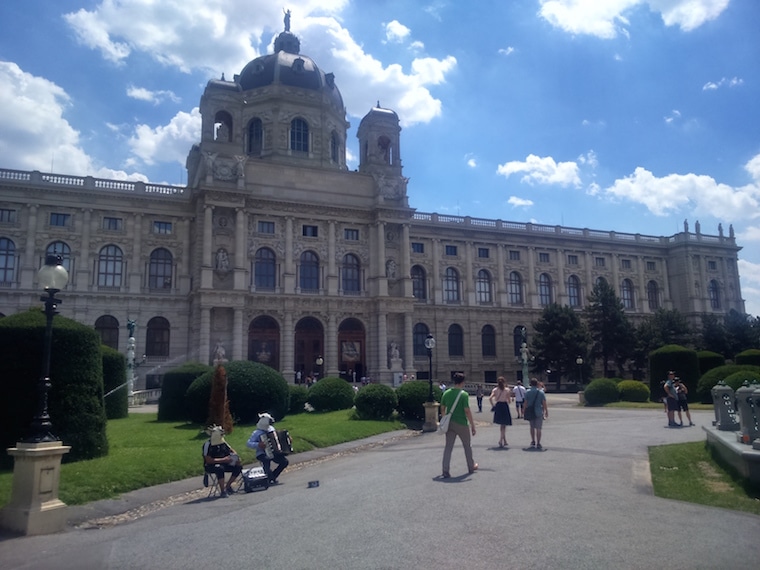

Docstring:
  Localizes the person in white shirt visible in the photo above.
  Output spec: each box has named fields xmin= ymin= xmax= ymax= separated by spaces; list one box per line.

xmin=512 ymin=380 xmax=527 ymax=419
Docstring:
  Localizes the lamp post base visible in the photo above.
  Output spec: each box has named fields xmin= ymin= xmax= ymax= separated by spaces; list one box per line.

xmin=1 ymin=440 xmax=71 ymax=535
xmin=422 ymin=401 xmax=440 ymax=433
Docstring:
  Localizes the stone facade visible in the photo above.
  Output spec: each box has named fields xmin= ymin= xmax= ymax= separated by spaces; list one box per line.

xmin=0 ymin=30 xmax=745 ymax=388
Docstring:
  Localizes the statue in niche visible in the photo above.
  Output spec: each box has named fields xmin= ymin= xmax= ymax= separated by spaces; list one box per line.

xmin=216 ymin=122 xmax=229 ymax=142
xmin=215 ymin=248 xmax=230 ymax=271
xmin=389 ymin=342 xmax=400 ymax=360
xmin=127 ymin=319 xmax=136 ymax=339
xmin=385 ymin=259 xmax=397 ymax=279
xmin=213 ymin=340 xmax=227 ymax=364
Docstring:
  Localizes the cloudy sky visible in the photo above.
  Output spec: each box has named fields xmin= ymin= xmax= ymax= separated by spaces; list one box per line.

xmin=1 ymin=0 xmax=758 ymax=316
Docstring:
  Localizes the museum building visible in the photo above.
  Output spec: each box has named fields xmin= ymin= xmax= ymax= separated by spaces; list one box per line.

xmin=0 ymin=26 xmax=745 ymax=389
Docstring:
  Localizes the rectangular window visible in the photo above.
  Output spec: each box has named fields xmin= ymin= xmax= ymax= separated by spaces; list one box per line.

xmin=445 ymin=245 xmax=457 ymax=256
xmin=708 ymin=260 xmax=717 ymax=271
xmin=258 ymin=221 xmax=275 ymax=234
xmin=477 ymin=247 xmax=489 ymax=259
xmin=103 ymin=216 xmax=123 ymax=231
xmin=0 ymin=208 xmax=16 ymax=223
xmin=621 ymin=259 xmax=631 ymax=269
xmin=567 ymin=254 xmax=578 ymax=265
xmin=646 ymin=261 xmax=656 ymax=271
xmin=509 ymin=250 xmax=520 ymax=261
xmin=153 ymin=221 xmax=172 ymax=234
xmin=344 ymin=228 xmax=359 ymax=241
xmin=539 ymin=252 xmax=550 ymax=263
xmin=50 ymin=213 xmax=70 ymax=227
xmin=595 ymin=257 xmax=606 ymax=267
xmin=411 ymin=242 xmax=424 ymax=254
xmin=303 ymin=225 xmax=318 ymax=237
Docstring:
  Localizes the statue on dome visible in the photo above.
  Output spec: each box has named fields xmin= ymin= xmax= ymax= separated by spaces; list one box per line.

xmin=283 ymin=8 xmax=291 ymax=32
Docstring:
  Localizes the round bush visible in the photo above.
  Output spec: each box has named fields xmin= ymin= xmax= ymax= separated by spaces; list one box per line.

xmin=288 ymin=384 xmax=309 ymax=414
xmin=697 ymin=350 xmax=725 ymax=377
xmin=618 ymin=380 xmax=650 ymax=403
xmin=307 ymin=377 xmax=355 ymax=412
xmin=695 ymin=364 xmax=760 ymax=403
xmin=185 ymin=361 xmax=289 ymax=424
xmin=158 ymin=362 xmax=212 ymax=421
xmin=396 ymin=380 xmax=443 ymax=421
xmin=735 ymin=349 xmax=760 ymax=367
xmin=583 ymin=378 xmax=620 ymax=406
xmin=722 ymin=370 xmax=760 ymax=391
xmin=354 ymin=384 xmax=398 ymax=420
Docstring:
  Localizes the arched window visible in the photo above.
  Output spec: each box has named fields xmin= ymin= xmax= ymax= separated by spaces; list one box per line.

xmin=254 ymin=248 xmax=276 ymax=290
xmin=214 ymin=111 xmax=232 ymax=142
xmin=708 ymin=279 xmax=721 ymax=309
xmin=476 ymin=269 xmax=492 ymax=304
xmin=647 ymin=280 xmax=659 ymax=310
xmin=539 ymin=273 xmax=553 ymax=306
xmin=411 ymin=265 xmax=427 ymax=300
xmin=567 ymin=275 xmax=581 ymax=307
xmin=0 ymin=238 xmax=15 ymax=284
xmin=148 ymin=248 xmax=173 ymax=290
xmin=145 ymin=316 xmax=170 ymax=357
xmin=481 ymin=325 xmax=496 ymax=357
xmin=330 ymin=131 xmax=339 ymax=163
xmin=413 ymin=323 xmax=430 ymax=357
xmin=595 ymin=276 xmax=607 ymax=288
xmin=95 ymin=315 xmax=119 ymax=350
xmin=342 ymin=254 xmax=361 ymax=293
xmin=621 ymin=278 xmax=635 ymax=309
xmin=444 ymin=267 xmax=460 ymax=302
xmin=98 ymin=245 xmax=123 ymax=288
xmin=299 ymin=251 xmax=319 ymax=291
xmin=290 ymin=118 xmax=309 ymax=152
xmin=448 ymin=324 xmax=464 ymax=357
xmin=509 ymin=271 xmax=523 ymax=305
xmin=46 ymin=241 xmax=71 ymax=272
xmin=247 ymin=118 xmax=263 ymax=155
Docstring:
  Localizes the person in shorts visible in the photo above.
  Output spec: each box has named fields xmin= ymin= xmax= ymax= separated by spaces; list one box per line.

xmin=675 ymin=377 xmax=694 ymax=427
xmin=664 ymin=371 xmax=680 ymax=427
xmin=512 ymin=380 xmax=526 ymax=418
xmin=525 ymin=378 xmax=548 ymax=450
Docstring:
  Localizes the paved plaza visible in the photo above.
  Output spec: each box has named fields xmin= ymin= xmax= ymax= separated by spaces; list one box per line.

xmin=1 ymin=395 xmax=759 ymax=569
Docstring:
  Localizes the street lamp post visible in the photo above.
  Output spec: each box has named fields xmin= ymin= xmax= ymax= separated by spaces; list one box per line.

xmin=315 ymin=356 xmax=324 ymax=380
xmin=576 ymin=356 xmax=584 ymax=388
xmin=424 ymin=334 xmax=436 ymax=402
xmin=27 ymin=255 xmax=70 ymax=443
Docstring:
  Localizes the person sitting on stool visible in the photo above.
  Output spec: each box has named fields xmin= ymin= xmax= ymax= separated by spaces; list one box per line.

xmin=203 ymin=425 xmax=242 ymax=498
xmin=247 ymin=413 xmax=289 ymax=485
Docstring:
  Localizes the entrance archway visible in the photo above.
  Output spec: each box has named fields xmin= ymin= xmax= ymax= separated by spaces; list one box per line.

xmin=338 ymin=318 xmax=365 ymax=381
xmin=294 ymin=317 xmax=324 ymax=379
xmin=248 ymin=315 xmax=280 ymax=370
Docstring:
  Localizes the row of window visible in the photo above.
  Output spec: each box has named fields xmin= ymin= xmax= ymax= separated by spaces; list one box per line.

xmin=412 ymin=323 xmax=526 ymax=359
xmin=0 ymin=210 xmax=173 ymax=234
xmin=95 ymin=315 xmax=170 ymax=355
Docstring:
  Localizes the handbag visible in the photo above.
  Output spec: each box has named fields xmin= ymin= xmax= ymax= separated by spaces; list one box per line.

xmin=437 ymin=390 xmax=465 ymax=434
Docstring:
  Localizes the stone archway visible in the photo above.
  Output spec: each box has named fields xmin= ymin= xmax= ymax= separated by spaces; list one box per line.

xmin=248 ymin=315 xmax=280 ymax=370
xmin=338 ymin=318 xmax=365 ymax=381
xmin=294 ymin=317 xmax=324 ymax=379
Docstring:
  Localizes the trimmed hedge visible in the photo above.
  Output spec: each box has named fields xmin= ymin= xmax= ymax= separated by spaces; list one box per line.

xmin=0 ymin=309 xmax=108 ymax=466
xmin=697 ymin=350 xmax=725 ymax=377
xmin=649 ymin=345 xmax=699 ymax=402
xmin=735 ymin=349 xmax=760 ymax=367
xmin=583 ymin=378 xmax=620 ymax=406
xmin=288 ymin=384 xmax=309 ymax=414
xmin=722 ymin=370 xmax=760 ymax=391
xmin=618 ymin=380 xmax=650 ymax=402
xmin=396 ymin=380 xmax=443 ymax=421
xmin=354 ymin=383 xmax=398 ymax=420
xmin=307 ymin=377 xmax=355 ymax=412
xmin=102 ymin=345 xmax=128 ymax=419
xmin=158 ymin=362 xmax=212 ymax=421
xmin=185 ymin=361 xmax=289 ymax=424
xmin=695 ymin=364 xmax=760 ymax=403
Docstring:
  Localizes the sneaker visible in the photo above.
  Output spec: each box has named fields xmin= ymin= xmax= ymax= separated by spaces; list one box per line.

xmin=536 ymin=444 xmax=543 ymax=450
xmin=441 ymin=471 xmax=451 ymax=479
xmin=530 ymin=441 xmax=536 ymax=447
xmin=689 ymin=422 xmax=695 ymax=426
xmin=219 ymin=491 xmax=228 ymax=498
xmin=468 ymin=463 xmax=479 ymax=474
xmin=226 ymin=486 xmax=237 ymax=495
xmin=269 ymin=479 xmax=279 ymax=486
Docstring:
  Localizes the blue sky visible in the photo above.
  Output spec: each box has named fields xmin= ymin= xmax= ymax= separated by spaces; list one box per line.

xmin=1 ymin=0 xmax=758 ymax=316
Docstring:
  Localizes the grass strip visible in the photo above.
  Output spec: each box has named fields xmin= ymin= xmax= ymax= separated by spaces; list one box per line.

xmin=0 ymin=411 xmax=404 ymax=507
xmin=649 ymin=440 xmax=760 ymax=516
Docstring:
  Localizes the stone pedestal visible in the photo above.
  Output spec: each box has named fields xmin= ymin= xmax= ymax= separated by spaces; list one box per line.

xmin=422 ymin=401 xmax=440 ymax=433
xmin=1 ymin=441 xmax=71 ymax=535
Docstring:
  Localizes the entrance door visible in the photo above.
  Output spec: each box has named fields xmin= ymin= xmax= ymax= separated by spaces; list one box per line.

xmin=294 ymin=317 xmax=324 ymax=379
xmin=338 ymin=318 xmax=365 ymax=381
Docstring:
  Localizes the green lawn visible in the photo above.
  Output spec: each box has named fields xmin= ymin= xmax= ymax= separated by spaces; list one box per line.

xmin=649 ymin=441 xmax=760 ymax=516
xmin=0 ymin=411 xmax=405 ymax=507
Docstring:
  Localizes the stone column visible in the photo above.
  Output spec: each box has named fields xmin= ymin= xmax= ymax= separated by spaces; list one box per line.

xmin=327 ymin=220 xmax=337 ymax=294
xmin=326 ymin=312 xmax=337 ymax=377
xmin=282 ymin=310 xmax=294 ymax=379
xmin=527 ymin=247 xmax=536 ymax=308
xmin=661 ymin=258 xmax=671 ymax=308
xmin=401 ymin=223 xmax=412 ymax=297
xmin=129 ymin=214 xmax=142 ymax=292
xmin=611 ymin=253 xmax=619 ymax=295
xmin=376 ymin=222 xmax=387 ymax=296
xmin=233 ymin=308 xmax=244 ymax=361
xmin=203 ymin=205 xmax=213 ymax=266
xmin=200 ymin=307 xmax=211 ymax=365
xmin=377 ymin=310 xmax=388 ymax=383
xmin=404 ymin=312 xmax=414 ymax=376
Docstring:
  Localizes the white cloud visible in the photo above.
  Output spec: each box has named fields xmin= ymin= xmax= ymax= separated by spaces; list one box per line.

xmin=498 ymin=47 xmax=515 ymax=56
xmin=603 ymin=162 xmax=760 ymax=220
xmin=703 ymin=76 xmax=744 ymax=90
xmin=128 ymin=108 xmax=202 ymax=166
xmin=465 ymin=153 xmax=477 ymax=168
xmin=577 ymin=150 xmax=598 ymax=169
xmin=664 ymin=109 xmax=682 ymax=124
xmin=497 ymin=154 xmax=581 ymax=188
xmin=384 ymin=20 xmax=411 ymax=43
xmin=508 ymin=196 xmax=534 ymax=208
xmin=738 ymin=225 xmax=760 ymax=242
xmin=127 ymin=85 xmax=180 ymax=105
xmin=538 ymin=0 xmax=730 ymax=39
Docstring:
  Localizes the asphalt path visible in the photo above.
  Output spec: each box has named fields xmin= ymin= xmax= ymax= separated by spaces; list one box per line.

xmin=1 ymin=395 xmax=758 ymax=569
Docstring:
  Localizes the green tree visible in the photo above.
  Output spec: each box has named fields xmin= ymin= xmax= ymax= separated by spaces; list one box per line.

xmin=725 ymin=309 xmax=758 ymax=358
xmin=698 ymin=313 xmax=728 ymax=356
xmin=632 ymin=309 xmax=694 ymax=377
xmin=584 ymin=280 xmax=635 ymax=378
xmin=531 ymin=303 xmax=589 ymax=382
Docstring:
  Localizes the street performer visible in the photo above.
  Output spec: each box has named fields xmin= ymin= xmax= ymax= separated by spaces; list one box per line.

xmin=247 ymin=412 xmax=289 ymax=485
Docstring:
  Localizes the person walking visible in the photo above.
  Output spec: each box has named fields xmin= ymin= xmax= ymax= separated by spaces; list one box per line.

xmin=525 ymin=378 xmax=548 ymax=450
xmin=512 ymin=380 xmax=526 ymax=418
xmin=476 ymin=384 xmax=484 ymax=413
xmin=440 ymin=373 xmax=477 ymax=478
xmin=489 ymin=376 xmax=512 ymax=448
xmin=675 ymin=377 xmax=694 ymax=426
